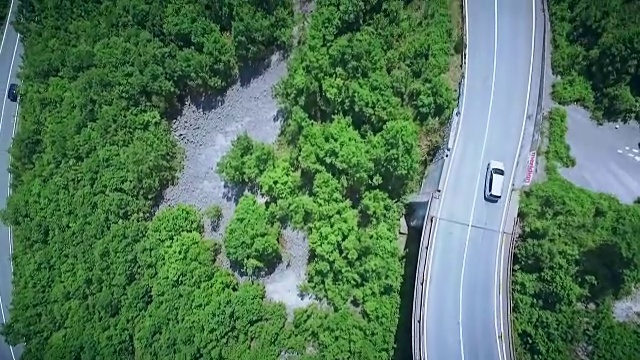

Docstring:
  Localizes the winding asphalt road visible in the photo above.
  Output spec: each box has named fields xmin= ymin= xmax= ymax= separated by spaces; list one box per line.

xmin=422 ymin=0 xmax=538 ymax=359
xmin=0 ymin=0 xmax=23 ymax=359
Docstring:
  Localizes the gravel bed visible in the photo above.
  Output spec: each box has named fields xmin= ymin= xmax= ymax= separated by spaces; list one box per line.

xmin=613 ymin=290 xmax=640 ymax=323
xmin=159 ymin=52 xmax=314 ymax=313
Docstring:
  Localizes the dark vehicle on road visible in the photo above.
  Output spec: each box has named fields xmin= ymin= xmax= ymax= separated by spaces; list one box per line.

xmin=7 ymin=83 xmax=18 ymax=102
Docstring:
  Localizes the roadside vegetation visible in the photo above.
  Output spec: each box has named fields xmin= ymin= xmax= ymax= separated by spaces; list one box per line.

xmin=543 ymin=107 xmax=575 ymax=168
xmin=224 ymin=194 xmax=281 ymax=276
xmin=514 ymin=1 xmax=640 ymax=358
xmin=549 ymin=0 xmax=640 ymax=123
xmin=0 ymin=1 xmax=7 ymax=30
xmin=447 ymin=0 xmax=464 ymax=92
xmin=513 ymin=107 xmax=640 ymax=359
xmin=2 ymin=0 xmax=294 ymax=357
xmin=2 ymin=0 xmax=458 ymax=359
xmin=218 ymin=0 xmax=458 ymax=356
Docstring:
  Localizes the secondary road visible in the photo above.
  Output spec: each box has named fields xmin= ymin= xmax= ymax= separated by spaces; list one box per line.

xmin=0 ymin=0 xmax=23 ymax=359
xmin=422 ymin=0 xmax=538 ymax=359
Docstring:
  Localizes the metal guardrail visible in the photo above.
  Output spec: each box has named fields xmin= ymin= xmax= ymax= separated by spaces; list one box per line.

xmin=505 ymin=214 xmax=520 ymax=360
xmin=411 ymin=193 xmax=435 ymax=360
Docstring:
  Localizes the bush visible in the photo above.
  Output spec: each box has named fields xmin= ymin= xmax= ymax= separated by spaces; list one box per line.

xmin=514 ymin=175 xmax=640 ymax=360
xmin=551 ymin=73 xmax=594 ymax=107
xmin=216 ymin=132 xmax=276 ymax=186
xmin=203 ymin=204 xmax=223 ymax=231
xmin=545 ymin=107 xmax=576 ymax=168
xmin=4 ymin=0 xmax=460 ymax=357
xmin=224 ymin=194 xmax=281 ymax=275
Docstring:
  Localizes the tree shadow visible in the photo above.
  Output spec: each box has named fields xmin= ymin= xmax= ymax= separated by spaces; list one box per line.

xmin=229 ymin=253 xmax=282 ymax=279
xmin=273 ymin=108 xmax=286 ymax=124
xmin=579 ymin=242 xmax=628 ymax=302
xmin=222 ymin=183 xmax=248 ymax=204
xmin=393 ymin=205 xmax=428 ymax=360
xmin=393 ymin=226 xmax=422 ymax=360
xmin=149 ymin=192 xmax=165 ymax=216
xmin=238 ymin=57 xmax=273 ymax=87
xmin=164 ymin=97 xmax=184 ymax=123
xmin=149 ymin=173 xmax=182 ymax=216
xmin=190 ymin=92 xmax=226 ymax=112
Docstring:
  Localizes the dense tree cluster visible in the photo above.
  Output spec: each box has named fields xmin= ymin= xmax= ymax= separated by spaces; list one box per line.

xmin=3 ymin=0 xmax=458 ymax=359
xmin=129 ymin=205 xmax=292 ymax=359
xmin=549 ymin=0 xmax=640 ymax=122
xmin=516 ymin=3 xmax=640 ymax=354
xmin=224 ymin=194 xmax=281 ymax=275
xmin=217 ymin=132 xmax=276 ymax=187
xmin=513 ymin=107 xmax=640 ymax=360
xmin=220 ymin=0 xmax=458 ymax=357
xmin=2 ymin=0 xmax=293 ymax=358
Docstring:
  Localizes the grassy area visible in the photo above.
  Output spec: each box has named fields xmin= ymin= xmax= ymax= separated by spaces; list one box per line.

xmin=543 ymin=107 xmax=576 ymax=169
xmin=448 ymin=0 xmax=463 ymax=93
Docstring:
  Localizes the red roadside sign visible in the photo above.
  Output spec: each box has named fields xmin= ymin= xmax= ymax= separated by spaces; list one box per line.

xmin=524 ymin=151 xmax=536 ymax=185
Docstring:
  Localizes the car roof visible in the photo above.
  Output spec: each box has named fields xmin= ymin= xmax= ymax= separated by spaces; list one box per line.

xmin=491 ymin=171 xmax=504 ymax=194
xmin=488 ymin=160 xmax=505 ymax=171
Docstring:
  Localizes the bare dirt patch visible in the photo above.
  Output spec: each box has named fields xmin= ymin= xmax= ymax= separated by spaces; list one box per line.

xmin=613 ymin=290 xmax=640 ymax=323
xmin=160 ymin=53 xmax=314 ymax=313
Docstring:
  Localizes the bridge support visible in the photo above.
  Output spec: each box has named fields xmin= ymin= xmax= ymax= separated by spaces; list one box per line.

xmin=405 ymin=195 xmax=431 ymax=230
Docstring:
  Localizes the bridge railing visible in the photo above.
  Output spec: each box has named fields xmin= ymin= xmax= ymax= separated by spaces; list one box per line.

xmin=411 ymin=192 xmax=435 ymax=360
xmin=506 ymin=214 xmax=520 ymax=360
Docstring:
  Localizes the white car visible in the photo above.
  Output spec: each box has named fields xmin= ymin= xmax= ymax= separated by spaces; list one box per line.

xmin=484 ymin=160 xmax=505 ymax=201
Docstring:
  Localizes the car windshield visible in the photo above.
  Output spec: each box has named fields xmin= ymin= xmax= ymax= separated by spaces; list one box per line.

xmin=492 ymin=168 xmax=504 ymax=176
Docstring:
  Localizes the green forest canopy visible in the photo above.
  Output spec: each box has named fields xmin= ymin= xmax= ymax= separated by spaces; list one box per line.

xmin=2 ymin=0 xmax=459 ymax=359
xmin=514 ymin=2 xmax=640 ymax=357
xmin=549 ymin=0 xmax=640 ymax=123
xmin=223 ymin=193 xmax=281 ymax=276
xmin=513 ymin=106 xmax=640 ymax=360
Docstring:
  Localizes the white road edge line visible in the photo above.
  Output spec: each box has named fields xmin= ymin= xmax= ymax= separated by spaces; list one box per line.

xmin=0 ymin=0 xmax=14 ymax=56
xmin=493 ymin=0 xmax=537 ymax=358
xmin=0 ymin=38 xmax=19 ymax=138
xmin=8 ymin=100 xmax=18 ymax=274
xmin=459 ymin=0 xmax=498 ymax=358
xmin=421 ymin=0 xmax=471 ymax=354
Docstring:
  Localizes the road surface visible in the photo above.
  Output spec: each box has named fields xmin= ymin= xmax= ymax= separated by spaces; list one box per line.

xmin=0 ymin=0 xmax=23 ymax=359
xmin=422 ymin=0 xmax=538 ymax=359
xmin=560 ymin=105 xmax=640 ymax=204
